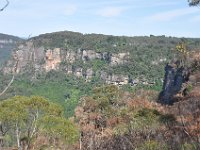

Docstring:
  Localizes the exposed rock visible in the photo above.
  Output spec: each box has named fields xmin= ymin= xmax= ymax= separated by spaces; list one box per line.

xmin=2 ymin=38 xmax=132 ymax=85
xmin=102 ymin=52 xmax=111 ymax=62
xmin=65 ymin=65 xmax=73 ymax=74
xmin=110 ymin=52 xmax=129 ymax=66
xmin=82 ymin=50 xmax=97 ymax=62
xmin=73 ymin=67 xmax=83 ymax=78
xmin=65 ymin=51 xmax=77 ymax=63
xmin=159 ymin=62 xmax=189 ymax=105
xmin=100 ymin=71 xmax=129 ymax=85
xmin=3 ymin=41 xmax=47 ymax=73
xmin=85 ymin=68 xmax=93 ymax=81
xmin=45 ymin=48 xmax=61 ymax=71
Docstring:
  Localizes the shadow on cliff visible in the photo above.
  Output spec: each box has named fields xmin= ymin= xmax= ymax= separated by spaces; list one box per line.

xmin=158 ymin=60 xmax=190 ymax=105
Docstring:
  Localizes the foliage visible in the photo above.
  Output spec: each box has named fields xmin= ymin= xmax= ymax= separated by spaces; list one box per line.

xmin=40 ymin=116 xmax=79 ymax=144
xmin=74 ymin=82 xmax=200 ymax=150
xmin=0 ymin=96 xmax=79 ymax=149
xmin=26 ymin=31 xmax=200 ymax=84
xmin=189 ymin=0 xmax=200 ymax=6
xmin=0 ymin=71 xmax=102 ymax=117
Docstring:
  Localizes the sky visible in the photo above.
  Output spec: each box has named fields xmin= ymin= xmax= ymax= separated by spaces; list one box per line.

xmin=0 ymin=0 xmax=200 ymax=38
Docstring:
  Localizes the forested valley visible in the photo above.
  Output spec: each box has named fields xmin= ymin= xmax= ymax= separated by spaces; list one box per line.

xmin=0 ymin=0 xmax=200 ymax=150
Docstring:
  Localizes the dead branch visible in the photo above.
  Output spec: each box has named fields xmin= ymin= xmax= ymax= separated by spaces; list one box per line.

xmin=0 ymin=0 xmax=9 ymax=12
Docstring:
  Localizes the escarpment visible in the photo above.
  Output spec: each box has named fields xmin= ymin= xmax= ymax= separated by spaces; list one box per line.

xmin=2 ymin=41 xmax=132 ymax=85
xmin=2 ymin=31 xmax=200 ymax=87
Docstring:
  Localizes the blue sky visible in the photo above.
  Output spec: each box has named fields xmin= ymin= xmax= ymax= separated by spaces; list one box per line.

xmin=0 ymin=0 xmax=200 ymax=37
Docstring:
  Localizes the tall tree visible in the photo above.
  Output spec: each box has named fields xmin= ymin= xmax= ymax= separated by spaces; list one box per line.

xmin=0 ymin=96 xmax=79 ymax=149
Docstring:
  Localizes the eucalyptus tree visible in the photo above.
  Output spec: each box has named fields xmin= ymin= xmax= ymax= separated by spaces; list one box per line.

xmin=0 ymin=96 xmax=79 ymax=150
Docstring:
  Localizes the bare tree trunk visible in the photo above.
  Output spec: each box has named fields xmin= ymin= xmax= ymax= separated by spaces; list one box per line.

xmin=89 ymin=133 xmax=94 ymax=150
xmin=0 ymin=59 xmax=18 ymax=97
xmin=27 ymin=110 xmax=39 ymax=150
xmin=0 ymin=123 xmax=4 ymax=148
xmin=79 ymin=132 xmax=82 ymax=150
xmin=16 ymin=123 xmax=22 ymax=150
xmin=0 ymin=75 xmax=15 ymax=97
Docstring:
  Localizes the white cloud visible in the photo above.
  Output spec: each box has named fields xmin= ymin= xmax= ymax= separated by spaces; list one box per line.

xmin=97 ymin=7 xmax=124 ymax=17
xmin=64 ymin=4 xmax=77 ymax=16
xmin=147 ymin=7 xmax=199 ymax=22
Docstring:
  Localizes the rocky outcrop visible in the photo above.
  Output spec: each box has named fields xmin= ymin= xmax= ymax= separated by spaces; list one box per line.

xmin=110 ymin=53 xmax=129 ymax=66
xmin=84 ymin=68 xmax=93 ymax=81
xmin=3 ymin=42 xmax=45 ymax=73
xmin=159 ymin=51 xmax=200 ymax=105
xmin=82 ymin=50 xmax=101 ymax=62
xmin=159 ymin=62 xmax=189 ymax=105
xmin=6 ymin=44 xmax=130 ymax=73
xmin=45 ymin=48 xmax=61 ymax=71
xmin=3 ymin=40 xmax=131 ymax=85
xmin=100 ymin=71 xmax=129 ymax=85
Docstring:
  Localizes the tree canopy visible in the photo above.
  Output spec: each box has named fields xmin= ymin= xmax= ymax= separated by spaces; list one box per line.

xmin=188 ymin=0 xmax=200 ymax=6
xmin=0 ymin=96 xmax=79 ymax=149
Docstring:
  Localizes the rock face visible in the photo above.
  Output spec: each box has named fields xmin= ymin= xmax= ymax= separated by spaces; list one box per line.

xmin=159 ymin=62 xmax=189 ymax=105
xmin=3 ymin=41 xmax=132 ymax=85
xmin=45 ymin=48 xmax=61 ymax=71
xmin=3 ymin=42 xmax=44 ymax=73
xmin=100 ymin=71 xmax=129 ymax=85
xmin=110 ymin=53 xmax=129 ymax=66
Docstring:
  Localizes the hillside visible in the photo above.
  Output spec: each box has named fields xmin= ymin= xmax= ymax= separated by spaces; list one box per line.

xmin=1 ymin=31 xmax=200 ymax=116
xmin=0 ymin=31 xmax=200 ymax=149
xmin=0 ymin=33 xmax=23 ymax=67
xmin=73 ymin=52 xmax=200 ymax=150
xmin=3 ymin=31 xmax=200 ymax=84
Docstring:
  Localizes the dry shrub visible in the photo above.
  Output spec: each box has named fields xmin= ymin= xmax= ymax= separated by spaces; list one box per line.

xmin=106 ymin=117 xmax=121 ymax=128
xmin=190 ymin=51 xmax=200 ymax=61
xmin=127 ymin=97 xmax=162 ymax=112
xmin=188 ymin=86 xmax=200 ymax=97
xmin=81 ymin=124 xmax=96 ymax=132
xmin=74 ymin=106 xmax=84 ymax=119
xmin=88 ymin=112 xmax=101 ymax=121
xmin=82 ymin=96 xmax=98 ymax=112
xmin=32 ymin=135 xmax=49 ymax=150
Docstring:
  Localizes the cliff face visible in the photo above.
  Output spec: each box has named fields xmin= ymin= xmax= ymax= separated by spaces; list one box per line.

xmin=4 ymin=31 xmax=199 ymax=87
xmin=3 ymin=40 xmax=131 ymax=85
xmin=159 ymin=63 xmax=186 ymax=104
xmin=3 ymin=42 xmax=45 ymax=73
xmin=159 ymin=52 xmax=200 ymax=105
xmin=45 ymin=48 xmax=61 ymax=71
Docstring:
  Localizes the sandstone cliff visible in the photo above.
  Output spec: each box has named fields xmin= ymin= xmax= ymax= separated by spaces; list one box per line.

xmin=4 ymin=31 xmax=198 ymax=86
xmin=3 ymin=40 xmax=132 ymax=85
